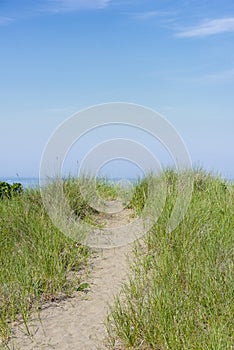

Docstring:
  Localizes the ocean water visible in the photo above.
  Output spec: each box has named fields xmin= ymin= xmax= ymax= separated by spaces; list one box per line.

xmin=0 ymin=177 xmax=39 ymax=189
xmin=1 ymin=175 xmax=233 ymax=190
xmin=0 ymin=177 xmax=139 ymax=189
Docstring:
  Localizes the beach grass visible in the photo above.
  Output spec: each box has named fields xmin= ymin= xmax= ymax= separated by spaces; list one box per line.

xmin=107 ymin=170 xmax=234 ymax=349
xmin=1 ymin=171 xmax=233 ymax=349
xmin=0 ymin=176 xmax=118 ymax=344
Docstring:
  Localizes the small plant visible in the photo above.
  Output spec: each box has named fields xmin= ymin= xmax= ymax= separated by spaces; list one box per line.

xmin=11 ymin=182 xmax=23 ymax=195
xmin=0 ymin=181 xmax=23 ymax=199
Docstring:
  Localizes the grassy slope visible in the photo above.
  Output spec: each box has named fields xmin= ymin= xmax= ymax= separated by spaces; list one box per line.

xmin=1 ymin=172 xmax=233 ymax=349
xmin=107 ymin=171 xmax=234 ymax=349
xmin=0 ymin=177 xmax=118 ymax=343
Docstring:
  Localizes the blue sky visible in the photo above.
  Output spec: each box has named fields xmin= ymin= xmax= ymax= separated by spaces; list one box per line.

xmin=0 ymin=0 xmax=234 ymax=179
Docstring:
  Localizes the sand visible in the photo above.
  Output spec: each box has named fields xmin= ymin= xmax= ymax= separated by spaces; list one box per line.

xmin=6 ymin=205 xmax=135 ymax=350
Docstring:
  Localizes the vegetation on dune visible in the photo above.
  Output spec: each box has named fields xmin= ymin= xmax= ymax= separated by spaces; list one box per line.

xmin=0 ymin=171 xmax=233 ymax=350
xmin=107 ymin=170 xmax=234 ymax=349
xmin=0 ymin=176 xmax=120 ymax=344
xmin=0 ymin=181 xmax=23 ymax=199
xmin=0 ymin=180 xmax=83 ymax=342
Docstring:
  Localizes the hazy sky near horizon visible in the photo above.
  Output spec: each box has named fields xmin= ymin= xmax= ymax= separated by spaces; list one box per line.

xmin=0 ymin=0 xmax=234 ymax=179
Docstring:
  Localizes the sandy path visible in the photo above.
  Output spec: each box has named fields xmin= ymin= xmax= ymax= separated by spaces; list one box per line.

xmin=7 ymin=206 xmax=135 ymax=350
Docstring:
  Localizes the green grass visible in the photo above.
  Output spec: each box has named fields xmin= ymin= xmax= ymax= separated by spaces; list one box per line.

xmin=1 ymin=172 xmax=233 ymax=349
xmin=0 ymin=176 xmax=119 ymax=344
xmin=107 ymin=170 xmax=234 ymax=349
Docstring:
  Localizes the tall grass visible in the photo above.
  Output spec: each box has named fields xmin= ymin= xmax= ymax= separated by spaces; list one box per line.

xmin=0 ymin=176 xmax=122 ymax=344
xmin=107 ymin=170 xmax=234 ymax=349
xmin=0 ymin=177 xmax=107 ymax=343
xmin=68 ymin=176 xmax=119 ymax=212
xmin=1 ymin=172 xmax=233 ymax=349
